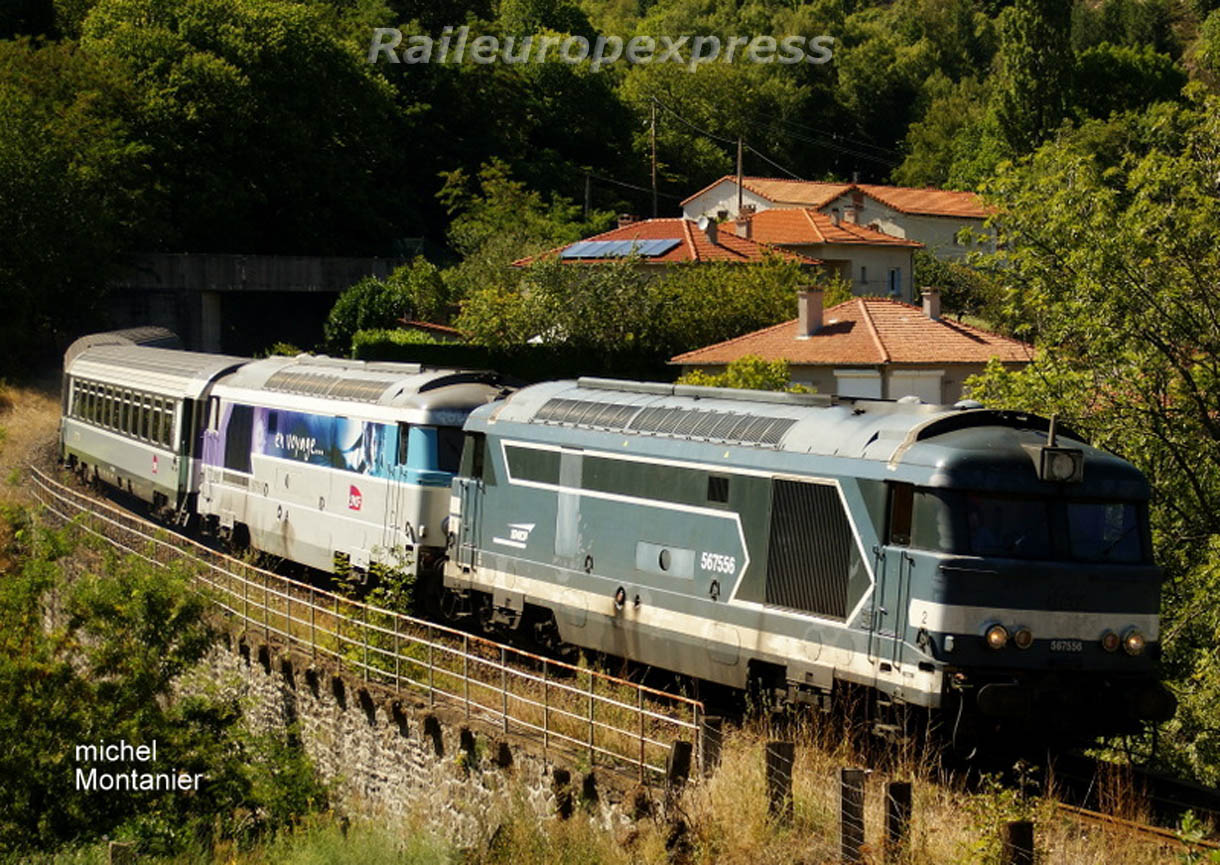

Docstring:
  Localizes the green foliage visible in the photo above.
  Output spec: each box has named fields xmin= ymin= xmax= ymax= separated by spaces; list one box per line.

xmin=437 ymin=159 xmax=612 ymax=306
xmin=457 ymin=253 xmax=814 ymax=361
xmin=912 ymin=249 xmax=1003 ymax=321
xmin=1188 ymin=9 xmax=1220 ymax=88
xmin=80 ymin=0 xmax=406 ymax=255
xmin=0 ymin=38 xmax=147 ymax=370
xmin=0 ymin=506 xmax=328 ymax=858
xmin=964 ymin=92 xmax=1220 ymax=782
xmin=992 ymin=0 xmax=1073 ymax=152
xmin=1072 ymin=42 xmax=1185 ymax=119
xmin=323 ymin=258 xmax=449 ymax=354
xmin=678 ymin=356 xmax=809 ymax=393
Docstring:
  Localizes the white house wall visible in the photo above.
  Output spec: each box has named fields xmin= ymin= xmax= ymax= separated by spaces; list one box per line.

xmin=682 ymin=181 xmax=775 ymax=220
xmin=821 ymin=192 xmax=993 ymax=261
xmin=787 ymin=244 xmax=916 ymax=300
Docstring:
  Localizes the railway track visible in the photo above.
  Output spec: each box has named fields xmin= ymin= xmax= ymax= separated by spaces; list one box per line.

xmin=25 ymin=464 xmax=1220 ymax=853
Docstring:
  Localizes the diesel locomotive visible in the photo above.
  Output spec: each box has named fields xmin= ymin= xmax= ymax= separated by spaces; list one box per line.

xmin=441 ymin=376 xmax=1176 ymax=747
xmin=59 ymin=331 xmax=1175 ymax=748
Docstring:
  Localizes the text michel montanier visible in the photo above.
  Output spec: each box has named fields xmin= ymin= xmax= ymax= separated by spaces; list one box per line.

xmin=74 ymin=740 xmax=205 ymax=791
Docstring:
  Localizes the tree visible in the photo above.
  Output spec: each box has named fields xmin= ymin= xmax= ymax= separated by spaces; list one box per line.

xmin=323 ymin=257 xmax=449 ymax=354
xmin=678 ymin=355 xmax=807 ymax=392
xmin=80 ymin=0 xmax=408 ymax=255
xmin=964 ymin=93 xmax=1220 ymax=781
xmin=991 ymin=0 xmax=1073 ymax=152
xmin=1071 ymin=42 xmax=1185 ymax=120
xmin=0 ymin=39 xmax=147 ymax=371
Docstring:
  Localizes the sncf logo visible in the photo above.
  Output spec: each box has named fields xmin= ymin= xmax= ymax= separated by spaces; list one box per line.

xmin=348 ymin=485 xmax=363 ymax=511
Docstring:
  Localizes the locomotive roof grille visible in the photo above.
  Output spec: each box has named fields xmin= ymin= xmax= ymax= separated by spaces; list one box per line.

xmin=264 ymin=369 xmax=392 ymax=402
xmin=532 ymin=396 xmax=799 ymax=448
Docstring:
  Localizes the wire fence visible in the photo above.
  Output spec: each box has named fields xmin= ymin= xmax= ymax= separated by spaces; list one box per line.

xmin=28 ymin=466 xmax=703 ymax=781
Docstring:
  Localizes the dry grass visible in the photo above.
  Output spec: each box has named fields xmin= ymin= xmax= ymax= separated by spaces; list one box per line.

xmin=0 ymin=380 xmax=60 ymax=496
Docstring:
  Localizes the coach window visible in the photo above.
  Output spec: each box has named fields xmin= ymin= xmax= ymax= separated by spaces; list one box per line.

xmin=223 ymin=404 xmax=254 ymax=473
xmin=151 ymin=399 xmax=162 ymax=445
xmin=141 ymin=397 xmax=152 ymax=440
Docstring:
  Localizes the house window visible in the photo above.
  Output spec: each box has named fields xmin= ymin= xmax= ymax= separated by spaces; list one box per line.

xmin=887 ymin=268 xmax=902 ymax=296
xmin=834 ymin=369 xmax=882 ymax=399
xmin=860 ymin=265 xmax=867 ymax=284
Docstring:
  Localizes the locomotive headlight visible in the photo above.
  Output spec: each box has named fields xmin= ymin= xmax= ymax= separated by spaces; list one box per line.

xmin=1101 ymin=630 xmax=1120 ymax=653
xmin=1038 ymin=447 xmax=1084 ymax=483
xmin=1013 ymin=627 xmax=1034 ymax=650
xmin=1123 ymin=629 xmax=1146 ymax=656
xmin=984 ymin=624 xmax=1009 ymax=650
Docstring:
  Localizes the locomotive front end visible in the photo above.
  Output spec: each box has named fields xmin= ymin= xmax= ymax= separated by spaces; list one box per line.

xmin=889 ymin=414 xmax=1175 ymax=748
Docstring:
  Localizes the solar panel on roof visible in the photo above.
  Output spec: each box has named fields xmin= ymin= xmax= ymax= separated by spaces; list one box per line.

xmin=559 ymin=238 xmax=682 ymax=259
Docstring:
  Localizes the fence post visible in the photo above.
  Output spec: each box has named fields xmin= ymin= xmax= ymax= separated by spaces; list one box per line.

xmin=885 ymin=781 xmax=912 ymax=863
xmin=463 ymin=632 xmax=470 ymax=719
xmin=263 ymin=569 xmax=269 ymax=640
xmin=765 ymin=741 xmax=795 ymax=824
xmin=501 ymin=645 xmax=508 ymax=733
xmin=286 ymin=589 xmax=292 ymax=652
xmin=309 ymin=586 xmax=316 ymax=659
xmin=394 ymin=614 xmax=400 ymax=693
xmin=587 ymin=670 xmax=595 ymax=769
xmin=667 ymin=740 xmax=693 ymax=790
xmin=428 ymin=624 xmax=434 ymax=707
xmin=362 ymin=605 xmax=369 ymax=682
xmin=700 ymin=716 xmax=723 ymax=777
xmin=1001 ymin=820 xmax=1035 ymax=865
xmin=543 ymin=659 xmax=549 ymax=753
xmin=638 ymin=686 xmax=645 ymax=783
xmin=840 ymin=767 xmax=866 ymax=864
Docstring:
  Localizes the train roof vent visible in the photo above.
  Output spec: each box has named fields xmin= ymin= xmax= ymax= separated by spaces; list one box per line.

xmin=535 ymin=398 xmax=641 ymax=430
xmin=264 ymin=369 xmax=391 ymax=402
xmin=328 ymin=377 xmax=394 ymax=401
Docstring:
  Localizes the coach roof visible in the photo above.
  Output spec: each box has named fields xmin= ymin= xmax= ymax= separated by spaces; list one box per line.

xmin=66 ymin=345 xmax=247 ymax=399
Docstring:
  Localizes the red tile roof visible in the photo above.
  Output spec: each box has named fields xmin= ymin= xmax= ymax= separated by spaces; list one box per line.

xmin=681 ymin=175 xmax=850 ymax=208
xmin=681 ymin=176 xmax=990 ymax=220
xmin=855 ymin=184 xmax=990 ymax=219
xmin=747 ymin=208 xmax=923 ymax=248
xmin=670 ymin=297 xmax=1033 ymax=366
xmin=513 ymin=218 xmax=821 ymax=267
xmin=397 ymin=319 xmax=465 ymax=338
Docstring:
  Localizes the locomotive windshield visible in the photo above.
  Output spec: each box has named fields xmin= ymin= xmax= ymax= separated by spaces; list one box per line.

xmin=910 ymin=489 xmax=1146 ymax=563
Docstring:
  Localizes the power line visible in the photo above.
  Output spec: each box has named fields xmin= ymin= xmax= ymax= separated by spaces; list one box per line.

xmin=587 ymin=172 xmax=684 ymax=201
xmin=650 ymin=97 xmax=808 ymax=181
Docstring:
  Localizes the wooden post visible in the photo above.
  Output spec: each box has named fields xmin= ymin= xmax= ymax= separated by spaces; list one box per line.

xmin=700 ymin=716 xmax=723 ymax=777
xmin=667 ymin=740 xmax=693 ymax=789
xmin=393 ymin=614 xmax=400 ymax=692
xmin=1002 ymin=821 xmax=1035 ymax=865
xmin=637 ymin=686 xmax=645 ymax=782
xmin=463 ymin=632 xmax=470 ymax=719
xmin=309 ymin=586 xmax=316 ymax=659
xmin=765 ymin=741 xmax=795 ymax=824
xmin=885 ymin=781 xmax=912 ymax=863
xmin=500 ymin=645 xmax=508 ymax=733
xmin=543 ymin=659 xmax=550 ymax=752
xmin=840 ymin=767 xmax=866 ymax=864
xmin=587 ymin=670 xmax=595 ymax=768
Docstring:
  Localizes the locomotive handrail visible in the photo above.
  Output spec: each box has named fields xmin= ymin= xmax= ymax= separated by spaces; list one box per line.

xmin=28 ymin=466 xmax=703 ymax=781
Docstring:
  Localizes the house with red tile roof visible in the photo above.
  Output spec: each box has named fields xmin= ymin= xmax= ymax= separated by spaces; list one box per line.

xmin=681 ymin=176 xmax=993 ymax=262
xmin=738 ymin=207 xmax=922 ymax=299
xmin=512 ymin=216 xmax=821 ymax=269
xmin=670 ymin=288 xmax=1032 ymax=403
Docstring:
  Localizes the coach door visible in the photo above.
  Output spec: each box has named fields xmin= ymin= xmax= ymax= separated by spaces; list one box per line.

xmin=382 ymin=423 xmax=412 ymax=561
xmin=452 ymin=432 xmax=486 ymax=571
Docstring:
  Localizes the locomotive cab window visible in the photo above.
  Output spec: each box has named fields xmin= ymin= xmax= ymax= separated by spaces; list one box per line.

xmin=436 ymin=427 xmax=463 ymax=474
xmin=460 ymin=432 xmax=486 ymax=481
xmin=707 ymin=475 xmax=730 ymax=504
xmin=888 ymin=482 xmax=913 ymax=545
xmin=396 ymin=422 xmax=410 ymax=465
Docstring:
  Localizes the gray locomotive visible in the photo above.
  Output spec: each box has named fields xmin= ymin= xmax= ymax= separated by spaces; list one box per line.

xmin=442 ymin=377 xmax=1175 ymax=746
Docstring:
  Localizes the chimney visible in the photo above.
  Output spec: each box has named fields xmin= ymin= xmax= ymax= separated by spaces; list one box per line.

xmin=852 ymin=170 xmax=859 ymax=183
xmin=922 ymin=287 xmax=942 ymax=321
xmin=797 ymin=288 xmax=824 ymax=338
xmin=704 ymin=218 xmax=718 ymax=245
xmin=829 ymin=207 xmax=841 ymax=226
xmin=734 ymin=215 xmax=751 ymax=239
xmin=617 ymin=213 xmax=639 ymax=228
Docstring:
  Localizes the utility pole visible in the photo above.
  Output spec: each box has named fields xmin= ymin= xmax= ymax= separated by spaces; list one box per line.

xmin=736 ymin=136 xmax=744 ymax=216
xmin=650 ymin=100 xmax=658 ymax=218
xmin=584 ymin=172 xmax=591 ymax=221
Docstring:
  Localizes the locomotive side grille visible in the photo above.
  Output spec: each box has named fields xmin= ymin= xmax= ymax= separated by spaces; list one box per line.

xmin=764 ymin=479 xmax=851 ymax=620
xmin=534 ymin=397 xmax=798 ymax=448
